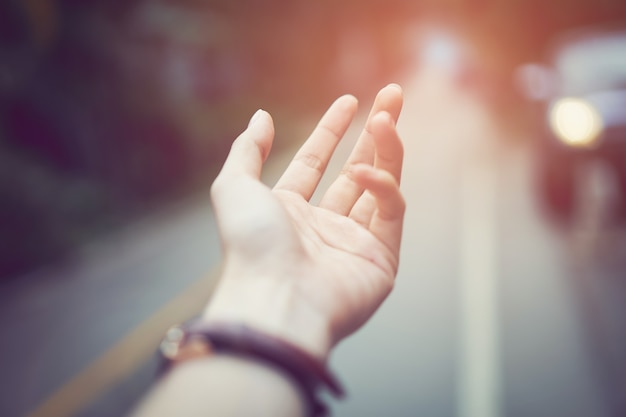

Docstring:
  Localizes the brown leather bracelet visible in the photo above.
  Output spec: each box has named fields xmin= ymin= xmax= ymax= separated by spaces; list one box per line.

xmin=159 ymin=318 xmax=345 ymax=417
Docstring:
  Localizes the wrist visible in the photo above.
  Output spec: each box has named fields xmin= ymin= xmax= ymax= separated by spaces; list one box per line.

xmin=202 ymin=271 xmax=332 ymax=361
xmin=158 ymin=318 xmax=344 ymax=417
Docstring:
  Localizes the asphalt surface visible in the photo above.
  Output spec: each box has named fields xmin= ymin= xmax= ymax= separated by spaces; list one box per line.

xmin=1 ymin=63 xmax=621 ymax=417
xmin=330 ymin=66 xmax=609 ymax=417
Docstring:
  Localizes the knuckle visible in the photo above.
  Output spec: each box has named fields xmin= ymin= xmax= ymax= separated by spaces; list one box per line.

xmin=294 ymin=152 xmax=326 ymax=174
xmin=317 ymin=123 xmax=341 ymax=141
xmin=339 ymin=163 xmax=355 ymax=178
xmin=376 ymin=135 xmax=404 ymax=163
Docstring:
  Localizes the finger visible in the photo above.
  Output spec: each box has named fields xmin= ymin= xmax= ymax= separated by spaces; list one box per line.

xmin=371 ymin=111 xmax=404 ymax=182
xmin=352 ymin=164 xmax=405 ymax=257
xmin=349 ymin=111 xmax=404 ymax=225
xmin=217 ymin=109 xmax=274 ymax=181
xmin=274 ymin=95 xmax=358 ymax=200
xmin=365 ymin=83 xmax=403 ymax=125
xmin=210 ymin=110 xmax=281 ymax=247
xmin=318 ymin=84 xmax=403 ymax=214
xmin=341 ymin=83 xmax=403 ymax=177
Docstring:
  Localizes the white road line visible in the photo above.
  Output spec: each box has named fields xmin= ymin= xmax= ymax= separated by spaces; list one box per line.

xmin=457 ymin=144 xmax=502 ymax=417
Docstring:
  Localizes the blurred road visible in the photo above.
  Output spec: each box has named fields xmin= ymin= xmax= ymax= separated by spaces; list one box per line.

xmin=330 ymin=66 xmax=609 ymax=417
xmin=0 ymin=62 xmax=618 ymax=417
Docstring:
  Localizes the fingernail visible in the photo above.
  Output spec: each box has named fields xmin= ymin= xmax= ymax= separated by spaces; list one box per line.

xmin=248 ymin=109 xmax=264 ymax=127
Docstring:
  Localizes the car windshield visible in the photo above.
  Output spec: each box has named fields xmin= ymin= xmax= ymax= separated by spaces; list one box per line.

xmin=555 ymin=32 xmax=626 ymax=95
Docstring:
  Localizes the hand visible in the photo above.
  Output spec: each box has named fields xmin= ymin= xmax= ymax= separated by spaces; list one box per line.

xmin=204 ymin=85 xmax=405 ymax=360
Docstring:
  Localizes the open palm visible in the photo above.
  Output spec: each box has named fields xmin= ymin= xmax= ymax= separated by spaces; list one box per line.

xmin=206 ymin=85 xmax=405 ymax=359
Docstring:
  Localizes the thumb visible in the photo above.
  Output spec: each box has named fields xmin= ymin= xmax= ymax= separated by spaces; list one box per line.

xmin=219 ymin=109 xmax=275 ymax=180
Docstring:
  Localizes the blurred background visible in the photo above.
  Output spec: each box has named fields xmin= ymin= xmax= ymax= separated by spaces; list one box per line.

xmin=1 ymin=0 xmax=626 ymax=416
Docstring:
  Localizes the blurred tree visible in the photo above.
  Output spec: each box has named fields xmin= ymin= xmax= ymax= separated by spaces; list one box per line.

xmin=0 ymin=0 xmax=414 ymax=280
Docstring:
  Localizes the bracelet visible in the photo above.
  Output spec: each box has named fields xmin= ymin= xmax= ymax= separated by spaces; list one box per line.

xmin=159 ymin=318 xmax=345 ymax=417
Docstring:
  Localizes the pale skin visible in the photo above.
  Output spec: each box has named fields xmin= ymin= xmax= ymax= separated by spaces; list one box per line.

xmin=132 ymin=84 xmax=405 ymax=417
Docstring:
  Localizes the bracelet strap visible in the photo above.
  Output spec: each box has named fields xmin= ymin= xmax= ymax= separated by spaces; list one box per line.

xmin=160 ymin=319 xmax=345 ymax=417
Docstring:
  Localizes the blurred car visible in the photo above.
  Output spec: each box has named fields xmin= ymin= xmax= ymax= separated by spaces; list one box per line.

xmin=516 ymin=26 xmax=626 ymax=223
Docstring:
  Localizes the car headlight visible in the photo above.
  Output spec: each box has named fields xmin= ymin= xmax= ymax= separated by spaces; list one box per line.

xmin=549 ymin=97 xmax=604 ymax=147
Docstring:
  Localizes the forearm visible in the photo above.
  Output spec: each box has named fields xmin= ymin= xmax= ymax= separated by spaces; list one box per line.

xmin=132 ymin=273 xmax=336 ymax=417
xmin=132 ymin=84 xmax=405 ymax=417
xmin=132 ymin=354 xmax=306 ymax=417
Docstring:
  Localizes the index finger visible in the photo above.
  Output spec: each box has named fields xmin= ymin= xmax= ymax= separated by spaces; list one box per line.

xmin=273 ymin=95 xmax=358 ymax=200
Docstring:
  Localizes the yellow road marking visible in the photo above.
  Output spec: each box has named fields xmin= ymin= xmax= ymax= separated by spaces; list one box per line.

xmin=27 ymin=272 xmax=219 ymax=417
